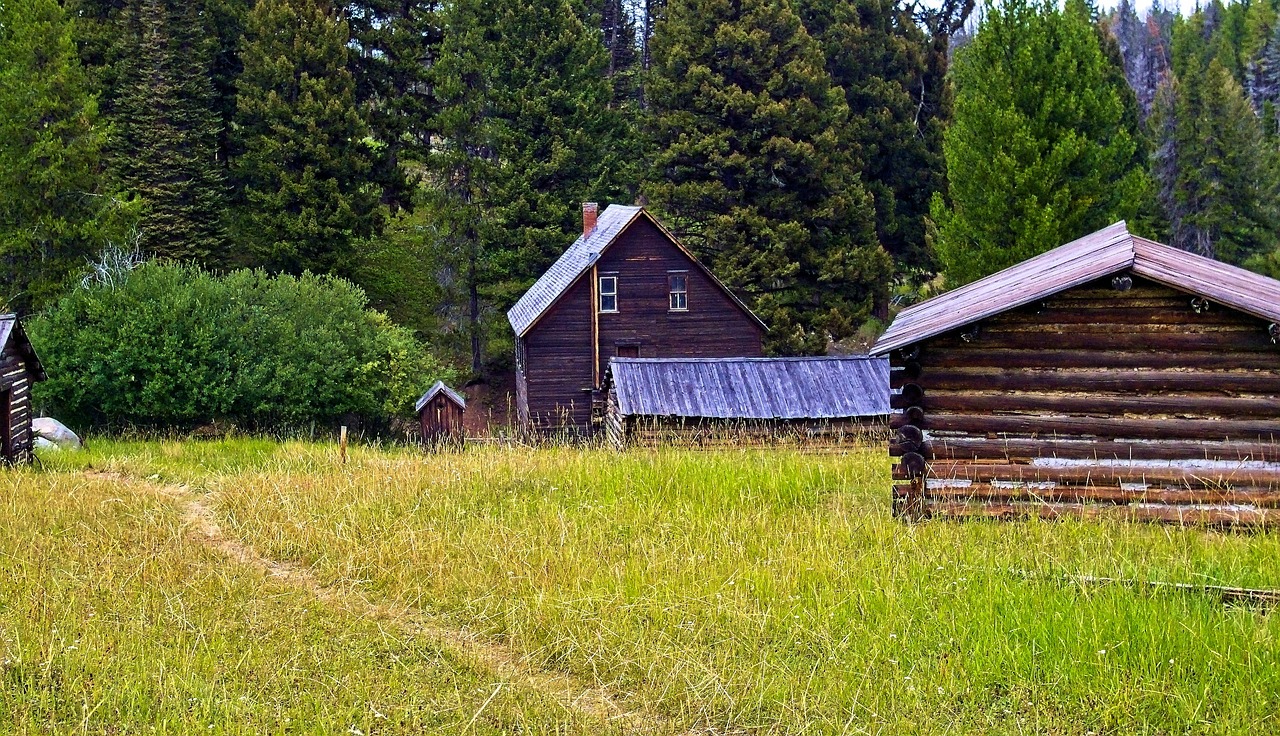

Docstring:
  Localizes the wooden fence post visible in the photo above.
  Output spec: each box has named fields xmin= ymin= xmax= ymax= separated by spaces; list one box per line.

xmin=339 ymin=425 xmax=348 ymax=465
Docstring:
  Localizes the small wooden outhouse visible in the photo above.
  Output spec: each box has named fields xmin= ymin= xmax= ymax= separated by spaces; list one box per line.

xmin=873 ymin=221 xmax=1280 ymax=526
xmin=0 ymin=315 xmax=46 ymax=464
xmin=416 ymin=381 xmax=466 ymax=446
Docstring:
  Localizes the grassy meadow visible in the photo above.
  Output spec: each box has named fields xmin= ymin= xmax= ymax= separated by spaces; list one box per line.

xmin=3 ymin=438 xmax=1279 ymax=734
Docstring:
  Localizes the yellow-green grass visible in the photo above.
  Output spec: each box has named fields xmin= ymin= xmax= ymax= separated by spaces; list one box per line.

xmin=0 ymin=458 xmax=617 ymax=734
xmin=23 ymin=439 xmax=1280 ymax=733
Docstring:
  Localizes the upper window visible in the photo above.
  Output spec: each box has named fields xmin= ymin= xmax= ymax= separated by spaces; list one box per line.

xmin=669 ymin=273 xmax=688 ymax=311
xmin=599 ymin=275 xmax=618 ymax=313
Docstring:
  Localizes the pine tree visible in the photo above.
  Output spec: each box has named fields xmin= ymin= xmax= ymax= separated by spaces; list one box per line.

xmin=230 ymin=0 xmax=384 ymax=276
xmin=431 ymin=0 xmax=632 ymax=372
xmin=113 ymin=0 xmax=228 ymax=263
xmin=0 ymin=0 xmax=136 ymax=309
xmin=931 ymin=0 xmax=1149 ymax=287
xmin=646 ymin=0 xmax=890 ymax=354
xmin=794 ymin=0 xmax=947 ymax=277
xmin=1153 ymin=57 xmax=1275 ymax=263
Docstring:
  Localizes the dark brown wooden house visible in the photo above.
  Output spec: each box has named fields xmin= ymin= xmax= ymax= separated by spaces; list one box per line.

xmin=874 ymin=221 xmax=1280 ymax=526
xmin=508 ymin=204 xmax=766 ymax=432
xmin=0 ymin=315 xmax=46 ymax=464
xmin=603 ymin=356 xmax=889 ymax=449
xmin=416 ymin=381 xmax=466 ymax=446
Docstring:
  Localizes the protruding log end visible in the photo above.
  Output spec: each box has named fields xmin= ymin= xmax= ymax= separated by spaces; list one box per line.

xmin=899 ymin=382 xmax=924 ymax=407
xmin=1111 ymin=275 xmax=1133 ymax=291
xmin=904 ymin=405 xmax=925 ymax=426
xmin=897 ymin=345 xmax=920 ymax=362
xmin=1270 ymin=323 xmax=1280 ymax=345
xmin=901 ymin=451 xmax=927 ymax=479
xmin=960 ymin=324 xmax=981 ymax=343
xmin=1191 ymin=297 xmax=1212 ymax=314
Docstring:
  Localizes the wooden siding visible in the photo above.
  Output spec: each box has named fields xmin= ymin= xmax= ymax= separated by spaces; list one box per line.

xmin=522 ymin=217 xmax=765 ymax=433
xmin=888 ymin=273 xmax=1280 ymax=526
xmin=594 ymin=218 xmax=764 ymax=382
xmin=0 ymin=345 xmax=33 ymax=464
xmin=419 ymin=394 xmax=465 ymax=446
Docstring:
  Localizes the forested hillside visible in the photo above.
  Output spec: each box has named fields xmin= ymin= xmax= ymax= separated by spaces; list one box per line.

xmin=4 ymin=0 xmax=1280 ymax=385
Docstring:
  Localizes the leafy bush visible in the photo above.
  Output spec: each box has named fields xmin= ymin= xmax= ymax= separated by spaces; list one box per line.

xmin=28 ymin=262 xmax=455 ymax=430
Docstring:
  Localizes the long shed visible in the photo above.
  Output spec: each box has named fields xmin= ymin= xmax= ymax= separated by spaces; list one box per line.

xmin=873 ymin=221 xmax=1280 ymax=526
xmin=604 ymin=356 xmax=889 ymax=448
xmin=508 ymin=203 xmax=766 ymax=434
xmin=0 ymin=315 xmax=46 ymax=465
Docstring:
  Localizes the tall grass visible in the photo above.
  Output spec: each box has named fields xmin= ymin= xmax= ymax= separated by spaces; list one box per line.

xmin=46 ymin=438 xmax=1280 ymax=734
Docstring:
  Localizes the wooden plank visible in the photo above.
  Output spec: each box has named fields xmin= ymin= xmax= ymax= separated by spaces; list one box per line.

xmin=892 ymin=392 xmax=1280 ymax=419
xmin=905 ymin=413 xmax=1280 ymax=442
xmin=926 ymin=500 xmax=1276 ymax=527
xmin=922 ymin=349 xmax=1280 ymax=371
xmin=892 ymin=368 xmax=1280 ymax=393
xmin=938 ymin=330 xmax=1276 ymax=353
xmin=914 ymin=461 xmax=1280 ymax=487
xmin=903 ymin=483 xmax=1280 ymax=508
xmin=919 ymin=437 xmax=1280 ymax=462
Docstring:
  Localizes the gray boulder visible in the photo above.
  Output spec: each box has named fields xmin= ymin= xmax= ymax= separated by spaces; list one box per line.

xmin=32 ymin=417 xmax=81 ymax=449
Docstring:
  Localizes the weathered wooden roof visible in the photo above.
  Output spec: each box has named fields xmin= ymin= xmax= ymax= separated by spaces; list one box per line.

xmin=609 ymin=356 xmax=889 ymax=419
xmin=415 ymin=380 xmax=466 ymax=412
xmin=873 ymin=221 xmax=1280 ymax=355
xmin=0 ymin=315 xmax=46 ymax=381
xmin=506 ymin=205 xmax=765 ymax=337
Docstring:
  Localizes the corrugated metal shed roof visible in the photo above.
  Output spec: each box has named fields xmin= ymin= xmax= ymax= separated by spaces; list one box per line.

xmin=507 ymin=205 xmax=643 ymax=337
xmin=610 ymin=356 xmax=889 ymax=419
xmin=415 ymin=380 xmax=466 ymax=412
xmin=873 ymin=221 xmax=1280 ymax=355
xmin=0 ymin=314 xmax=46 ymax=381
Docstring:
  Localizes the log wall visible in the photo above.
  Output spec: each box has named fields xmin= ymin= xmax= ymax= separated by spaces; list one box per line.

xmin=888 ymin=273 xmax=1280 ymax=526
xmin=0 ymin=345 xmax=33 ymax=464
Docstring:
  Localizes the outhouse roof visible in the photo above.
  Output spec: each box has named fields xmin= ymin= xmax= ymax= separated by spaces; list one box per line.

xmin=415 ymin=381 xmax=466 ymax=412
xmin=0 ymin=315 xmax=46 ymax=381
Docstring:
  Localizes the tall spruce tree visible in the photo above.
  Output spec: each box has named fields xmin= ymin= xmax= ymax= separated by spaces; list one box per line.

xmin=230 ymin=0 xmax=383 ymax=275
xmin=794 ymin=0 xmax=946 ymax=277
xmin=646 ymin=0 xmax=889 ymax=354
xmin=0 ymin=0 xmax=135 ymax=308
xmin=931 ymin=0 xmax=1149 ymax=287
xmin=431 ymin=0 xmax=631 ymax=373
xmin=113 ymin=0 xmax=228 ymax=263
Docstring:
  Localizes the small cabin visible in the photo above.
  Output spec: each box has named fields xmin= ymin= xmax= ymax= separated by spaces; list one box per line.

xmin=873 ymin=221 xmax=1280 ymax=526
xmin=0 ymin=315 xmax=46 ymax=464
xmin=415 ymin=381 xmax=466 ymax=446
xmin=604 ymin=356 xmax=889 ymax=449
xmin=507 ymin=203 xmax=766 ymax=434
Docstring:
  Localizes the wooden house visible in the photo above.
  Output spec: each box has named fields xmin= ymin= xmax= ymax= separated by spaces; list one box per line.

xmin=873 ymin=221 xmax=1280 ymax=526
xmin=0 ymin=315 xmax=46 ymax=464
xmin=507 ymin=203 xmax=766 ymax=432
xmin=603 ymin=356 xmax=888 ymax=448
xmin=416 ymin=381 xmax=466 ymax=446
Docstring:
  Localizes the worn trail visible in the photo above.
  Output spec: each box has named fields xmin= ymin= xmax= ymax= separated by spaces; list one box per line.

xmin=88 ymin=470 xmax=712 ymax=736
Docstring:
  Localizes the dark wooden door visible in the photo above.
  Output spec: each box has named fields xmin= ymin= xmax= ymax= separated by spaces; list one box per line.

xmin=1 ymin=389 xmax=12 ymax=463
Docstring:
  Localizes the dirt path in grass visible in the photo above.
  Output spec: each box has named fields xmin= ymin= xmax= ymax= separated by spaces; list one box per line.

xmin=87 ymin=470 xmax=717 ymax=736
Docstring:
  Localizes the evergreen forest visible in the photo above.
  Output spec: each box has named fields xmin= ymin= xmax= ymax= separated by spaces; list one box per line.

xmin=5 ymin=0 xmax=1280 ymax=388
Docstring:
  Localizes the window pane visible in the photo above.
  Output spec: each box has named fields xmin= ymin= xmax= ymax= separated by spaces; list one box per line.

xmin=599 ymin=276 xmax=617 ymax=312
xmin=669 ymin=273 xmax=687 ymax=310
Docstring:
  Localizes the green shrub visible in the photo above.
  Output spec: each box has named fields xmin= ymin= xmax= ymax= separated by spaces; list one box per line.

xmin=28 ymin=262 xmax=455 ymax=430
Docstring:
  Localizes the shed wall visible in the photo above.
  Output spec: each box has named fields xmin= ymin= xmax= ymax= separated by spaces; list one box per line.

xmin=1 ymin=342 xmax=33 ymax=464
xmin=889 ymin=274 xmax=1280 ymax=525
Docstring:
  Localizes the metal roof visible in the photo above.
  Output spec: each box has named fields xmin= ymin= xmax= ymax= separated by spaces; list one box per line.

xmin=415 ymin=380 xmax=466 ymax=412
xmin=609 ymin=356 xmax=889 ymax=419
xmin=873 ymin=221 xmax=1280 ymax=355
xmin=507 ymin=205 xmax=644 ymax=337
xmin=0 ymin=314 xmax=46 ymax=381
xmin=506 ymin=205 xmax=765 ymax=337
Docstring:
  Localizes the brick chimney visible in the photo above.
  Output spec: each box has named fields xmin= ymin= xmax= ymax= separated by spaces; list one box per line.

xmin=582 ymin=202 xmax=598 ymax=237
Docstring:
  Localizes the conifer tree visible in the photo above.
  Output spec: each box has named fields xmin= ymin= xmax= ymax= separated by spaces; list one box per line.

xmin=931 ymin=0 xmax=1149 ymax=287
xmin=794 ymin=0 xmax=946 ymax=277
xmin=0 ymin=0 xmax=135 ymax=308
xmin=431 ymin=0 xmax=631 ymax=372
xmin=230 ymin=0 xmax=383 ymax=276
xmin=646 ymin=0 xmax=889 ymax=354
xmin=113 ymin=0 xmax=228 ymax=263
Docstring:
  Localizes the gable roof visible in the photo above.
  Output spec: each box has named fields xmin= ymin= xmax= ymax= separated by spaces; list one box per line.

xmin=609 ymin=356 xmax=889 ymax=419
xmin=506 ymin=205 xmax=766 ymax=337
xmin=873 ymin=221 xmax=1280 ymax=355
xmin=415 ymin=380 xmax=466 ymax=412
xmin=0 ymin=315 xmax=46 ymax=381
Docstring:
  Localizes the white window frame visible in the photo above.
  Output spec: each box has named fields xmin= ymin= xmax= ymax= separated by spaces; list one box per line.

xmin=599 ymin=274 xmax=618 ymax=313
xmin=668 ymin=272 xmax=688 ymax=312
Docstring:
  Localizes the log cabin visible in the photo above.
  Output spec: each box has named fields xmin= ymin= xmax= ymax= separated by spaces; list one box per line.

xmin=0 ymin=315 xmax=46 ymax=464
xmin=416 ymin=381 xmax=466 ymax=447
xmin=603 ymin=356 xmax=888 ymax=449
xmin=508 ymin=203 xmax=766 ymax=432
xmin=873 ymin=221 xmax=1280 ymax=527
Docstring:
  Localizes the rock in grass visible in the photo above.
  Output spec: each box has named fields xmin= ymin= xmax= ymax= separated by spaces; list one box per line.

xmin=32 ymin=417 xmax=81 ymax=449
xmin=33 ymin=436 xmax=59 ymax=452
